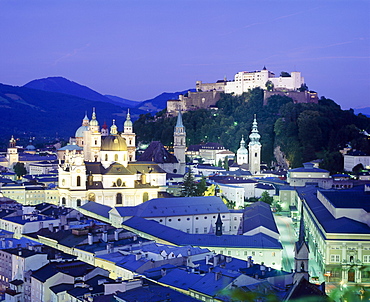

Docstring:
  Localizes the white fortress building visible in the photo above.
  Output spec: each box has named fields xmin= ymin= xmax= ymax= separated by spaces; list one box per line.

xmin=224 ymin=67 xmax=304 ymax=95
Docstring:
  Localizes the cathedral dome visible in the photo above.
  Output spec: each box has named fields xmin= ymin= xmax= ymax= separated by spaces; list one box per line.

xmin=75 ymin=125 xmax=89 ymax=138
xmin=101 ymin=136 xmax=127 ymax=151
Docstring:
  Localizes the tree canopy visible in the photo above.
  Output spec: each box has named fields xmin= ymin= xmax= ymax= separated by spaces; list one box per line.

xmin=134 ymin=88 xmax=370 ymax=173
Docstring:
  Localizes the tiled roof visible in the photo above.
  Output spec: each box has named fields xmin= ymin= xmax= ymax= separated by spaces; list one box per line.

xmin=79 ymin=202 xmax=112 ymax=219
xmin=137 ymin=141 xmax=178 ymax=163
xmin=122 ymin=217 xmax=282 ymax=249
xmin=114 ymin=196 xmax=229 ymax=218
xmin=297 ymin=186 xmax=370 ymax=235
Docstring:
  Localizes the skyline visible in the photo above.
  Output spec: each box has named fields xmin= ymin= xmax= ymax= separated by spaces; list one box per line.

xmin=1 ymin=0 xmax=369 ymax=109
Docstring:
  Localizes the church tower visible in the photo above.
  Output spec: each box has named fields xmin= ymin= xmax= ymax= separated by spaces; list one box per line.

xmin=7 ymin=136 xmax=19 ymax=168
xmin=237 ymin=135 xmax=248 ymax=165
xmin=173 ymin=111 xmax=186 ymax=174
xmin=83 ymin=108 xmax=101 ymax=162
xmin=248 ymin=115 xmax=261 ymax=174
xmin=121 ymin=109 xmax=136 ymax=162
xmin=101 ymin=121 xmax=109 ymax=137
xmin=293 ymin=207 xmax=310 ymax=283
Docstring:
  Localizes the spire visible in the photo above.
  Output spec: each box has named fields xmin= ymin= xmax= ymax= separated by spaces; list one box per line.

xmin=262 ymin=66 xmax=267 ymax=70
xmin=82 ymin=112 xmax=89 ymax=126
xmin=249 ymin=114 xmax=261 ymax=145
xmin=215 ymin=213 xmax=223 ymax=236
xmin=240 ymin=135 xmax=245 ymax=148
xmin=9 ymin=136 xmax=16 ymax=148
xmin=90 ymin=108 xmax=99 ymax=127
xmin=176 ymin=110 xmax=184 ymax=128
xmin=124 ymin=109 xmax=133 ymax=129
xmin=110 ymin=119 xmax=118 ymax=135
xmin=297 ymin=204 xmax=306 ymax=249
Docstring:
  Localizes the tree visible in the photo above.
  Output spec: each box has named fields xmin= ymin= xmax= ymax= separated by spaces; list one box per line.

xmin=217 ymin=159 xmax=223 ymax=168
xmin=181 ymin=169 xmax=198 ymax=197
xmin=223 ymin=157 xmax=229 ymax=170
xmin=259 ymin=191 xmax=273 ymax=205
xmin=196 ymin=177 xmax=207 ymax=196
xmin=265 ymin=80 xmax=274 ymax=91
xmin=13 ymin=162 xmax=27 ymax=179
xmin=298 ymin=83 xmax=308 ymax=92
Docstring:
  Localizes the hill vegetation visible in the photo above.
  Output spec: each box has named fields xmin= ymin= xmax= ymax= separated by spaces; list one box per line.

xmin=134 ymin=88 xmax=370 ymax=173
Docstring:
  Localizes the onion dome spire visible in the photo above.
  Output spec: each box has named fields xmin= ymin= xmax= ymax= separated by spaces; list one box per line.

xmin=90 ymin=107 xmax=99 ymax=127
xmin=249 ymin=114 xmax=261 ymax=146
xmin=110 ymin=119 xmax=118 ymax=135
xmin=124 ymin=109 xmax=133 ymax=128
xmin=9 ymin=136 xmax=16 ymax=148
xmin=82 ymin=112 xmax=89 ymax=126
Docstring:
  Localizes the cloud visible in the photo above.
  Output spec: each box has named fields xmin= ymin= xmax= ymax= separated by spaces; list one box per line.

xmin=52 ymin=43 xmax=91 ymax=66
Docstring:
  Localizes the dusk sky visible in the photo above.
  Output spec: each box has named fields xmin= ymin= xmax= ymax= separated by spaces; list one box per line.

xmin=1 ymin=0 xmax=369 ymax=109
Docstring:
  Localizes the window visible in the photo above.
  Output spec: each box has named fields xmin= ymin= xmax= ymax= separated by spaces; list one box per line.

xmin=76 ymin=199 xmax=81 ymax=207
xmin=95 ymin=140 xmax=97 ymax=145
xmin=364 ymin=255 xmax=370 ymax=263
xmin=168 ymin=219 xmax=172 ymax=222
xmin=105 ymin=154 xmax=108 ymax=161
xmin=143 ymin=192 xmax=149 ymax=202
xmin=244 ymin=251 xmax=248 ymax=256
xmin=61 ymin=197 xmax=66 ymax=205
xmin=252 ymin=252 xmax=255 ymax=256
xmin=116 ymin=193 xmax=122 ymax=205
xmin=195 ymin=228 xmax=199 ymax=234
xmin=330 ymin=254 xmax=340 ymax=262
xmin=114 ymin=154 xmax=118 ymax=161
xmin=77 ymin=176 xmax=81 ymax=187
xmin=186 ymin=229 xmax=190 ymax=233
xmin=228 ymin=250 xmax=231 ymax=255
xmin=204 ymin=227 xmax=207 ymax=233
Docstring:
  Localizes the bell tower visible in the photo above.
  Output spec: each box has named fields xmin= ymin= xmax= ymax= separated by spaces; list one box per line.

xmin=173 ymin=111 xmax=186 ymax=174
xmin=248 ymin=115 xmax=261 ymax=174
xmin=121 ymin=109 xmax=136 ymax=162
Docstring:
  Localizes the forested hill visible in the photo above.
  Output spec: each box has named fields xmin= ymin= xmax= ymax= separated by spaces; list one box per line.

xmin=134 ymin=88 xmax=370 ymax=173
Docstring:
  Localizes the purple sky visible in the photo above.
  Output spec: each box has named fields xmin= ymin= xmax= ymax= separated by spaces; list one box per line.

xmin=1 ymin=0 xmax=369 ymax=109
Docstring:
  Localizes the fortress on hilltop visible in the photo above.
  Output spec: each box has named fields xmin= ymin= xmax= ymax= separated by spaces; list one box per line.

xmin=167 ymin=67 xmax=318 ymax=116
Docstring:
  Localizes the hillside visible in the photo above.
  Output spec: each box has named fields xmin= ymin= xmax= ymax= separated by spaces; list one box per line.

xmin=134 ymin=89 xmax=370 ymax=173
xmin=24 ymin=77 xmax=111 ymax=104
xmin=0 ymin=83 xmax=128 ymax=146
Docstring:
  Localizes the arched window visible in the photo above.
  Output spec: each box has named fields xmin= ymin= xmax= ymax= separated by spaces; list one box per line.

xmin=300 ymin=262 xmax=305 ymax=272
xmin=77 ymin=176 xmax=81 ymax=187
xmin=62 ymin=197 xmax=66 ymax=205
xmin=94 ymin=155 xmax=98 ymax=162
xmin=114 ymin=154 xmax=118 ymax=161
xmin=95 ymin=140 xmax=97 ymax=145
xmin=255 ymin=152 xmax=257 ymax=157
xmin=76 ymin=199 xmax=81 ymax=207
xmin=143 ymin=192 xmax=149 ymax=202
xmin=105 ymin=154 xmax=108 ymax=161
xmin=116 ymin=193 xmax=122 ymax=205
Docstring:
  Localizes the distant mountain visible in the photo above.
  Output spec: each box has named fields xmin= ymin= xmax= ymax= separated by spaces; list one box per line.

xmin=354 ymin=107 xmax=370 ymax=117
xmin=0 ymin=83 xmax=129 ymax=142
xmin=24 ymin=76 xmax=112 ymax=104
xmin=23 ymin=76 xmax=149 ymax=119
xmin=136 ymin=89 xmax=196 ymax=112
xmin=105 ymin=95 xmax=141 ymax=108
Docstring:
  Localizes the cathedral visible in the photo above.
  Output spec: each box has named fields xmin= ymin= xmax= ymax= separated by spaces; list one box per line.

xmin=58 ymin=109 xmax=168 ymax=209
xmin=232 ymin=115 xmax=262 ymax=174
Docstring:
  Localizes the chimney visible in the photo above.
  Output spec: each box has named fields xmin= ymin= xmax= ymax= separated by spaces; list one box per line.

xmin=161 ymin=268 xmax=167 ymax=277
xmin=114 ymin=229 xmax=120 ymax=241
xmin=49 ymin=223 xmax=53 ymax=232
xmin=226 ymin=256 xmax=232 ymax=263
xmin=213 ymin=256 xmax=218 ymax=267
xmin=215 ymin=271 xmax=222 ymax=281
xmin=102 ymin=231 xmax=108 ymax=242
xmin=88 ymin=233 xmax=93 ymax=245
